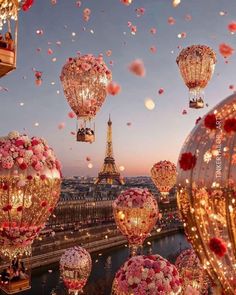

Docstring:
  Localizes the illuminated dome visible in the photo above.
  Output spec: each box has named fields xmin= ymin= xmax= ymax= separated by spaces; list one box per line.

xmin=177 ymin=94 xmax=236 ymax=294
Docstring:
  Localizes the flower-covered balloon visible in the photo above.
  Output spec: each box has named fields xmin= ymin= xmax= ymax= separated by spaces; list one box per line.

xmin=175 ymin=249 xmax=211 ymax=294
xmin=112 ymin=255 xmax=182 ymax=295
xmin=60 ymin=54 xmax=112 ymax=120
xmin=176 ymin=45 xmax=216 ymax=109
xmin=0 ymin=131 xmax=61 ymax=257
xmin=113 ymin=188 xmax=158 ymax=255
xmin=60 ymin=246 xmax=92 ymax=294
xmin=151 ymin=160 xmax=177 ymax=203
xmin=177 ymin=93 xmax=236 ymax=293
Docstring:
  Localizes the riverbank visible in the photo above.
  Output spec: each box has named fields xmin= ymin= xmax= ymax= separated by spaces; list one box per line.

xmin=31 ymin=226 xmax=184 ymax=269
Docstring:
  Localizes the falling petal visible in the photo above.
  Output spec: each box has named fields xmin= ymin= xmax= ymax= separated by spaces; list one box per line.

xmin=107 ymin=81 xmax=121 ymax=95
xmin=128 ymin=59 xmax=146 ymax=77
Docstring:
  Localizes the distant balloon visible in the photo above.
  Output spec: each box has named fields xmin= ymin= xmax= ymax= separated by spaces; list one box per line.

xmin=176 ymin=45 xmax=216 ymax=109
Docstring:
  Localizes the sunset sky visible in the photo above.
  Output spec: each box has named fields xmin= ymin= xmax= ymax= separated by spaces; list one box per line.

xmin=1 ymin=0 xmax=236 ymax=177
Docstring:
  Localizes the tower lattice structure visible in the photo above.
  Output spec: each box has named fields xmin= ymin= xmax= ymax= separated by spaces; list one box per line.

xmin=95 ymin=116 xmax=124 ymax=185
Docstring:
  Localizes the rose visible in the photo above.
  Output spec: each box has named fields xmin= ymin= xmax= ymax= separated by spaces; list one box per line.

xmin=204 ymin=114 xmax=217 ymax=130
xmin=209 ymin=237 xmax=227 ymax=257
xmin=224 ymin=118 xmax=236 ymax=133
xmin=179 ymin=152 xmax=197 ymax=171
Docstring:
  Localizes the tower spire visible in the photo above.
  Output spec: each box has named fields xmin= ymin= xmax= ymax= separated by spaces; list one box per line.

xmin=95 ymin=116 xmax=124 ymax=185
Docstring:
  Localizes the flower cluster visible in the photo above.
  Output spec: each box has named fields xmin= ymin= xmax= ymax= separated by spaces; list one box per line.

xmin=176 ymin=45 xmax=216 ymax=65
xmin=113 ymin=188 xmax=157 ymax=209
xmin=60 ymin=246 xmax=92 ymax=270
xmin=224 ymin=118 xmax=236 ymax=133
xmin=112 ymin=255 xmax=182 ymax=295
xmin=0 ymin=131 xmax=61 ymax=178
xmin=1 ymin=224 xmax=41 ymax=248
xmin=209 ymin=237 xmax=227 ymax=258
xmin=61 ymin=54 xmax=112 ymax=81
xmin=179 ymin=152 xmax=197 ymax=171
xmin=204 ymin=114 xmax=217 ymax=130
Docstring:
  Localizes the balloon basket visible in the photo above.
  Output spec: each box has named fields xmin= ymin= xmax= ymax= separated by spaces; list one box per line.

xmin=129 ymin=244 xmax=143 ymax=257
xmin=160 ymin=192 xmax=170 ymax=204
xmin=76 ymin=133 xmax=95 ymax=143
xmin=189 ymin=88 xmax=205 ymax=109
xmin=68 ymin=289 xmax=83 ymax=295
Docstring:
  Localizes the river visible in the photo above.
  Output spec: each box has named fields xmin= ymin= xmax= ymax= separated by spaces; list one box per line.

xmin=14 ymin=232 xmax=189 ymax=295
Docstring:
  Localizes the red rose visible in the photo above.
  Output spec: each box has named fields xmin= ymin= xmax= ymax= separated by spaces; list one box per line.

xmin=20 ymin=163 xmax=27 ymax=170
xmin=40 ymin=175 xmax=47 ymax=180
xmin=204 ymin=114 xmax=217 ymax=130
xmin=41 ymin=201 xmax=47 ymax=207
xmin=31 ymin=139 xmax=40 ymax=146
xmin=17 ymin=206 xmax=23 ymax=212
xmin=179 ymin=152 xmax=197 ymax=171
xmin=224 ymin=118 xmax=236 ymax=133
xmin=22 ymin=0 xmax=34 ymax=11
xmin=228 ymin=22 xmax=236 ymax=33
xmin=27 ymin=175 xmax=33 ymax=180
xmin=15 ymin=139 xmax=25 ymax=147
xmin=209 ymin=237 xmax=227 ymax=257
xmin=2 ymin=183 xmax=9 ymax=190
xmin=146 ymin=278 xmax=152 ymax=284
xmin=2 ymin=204 xmax=12 ymax=212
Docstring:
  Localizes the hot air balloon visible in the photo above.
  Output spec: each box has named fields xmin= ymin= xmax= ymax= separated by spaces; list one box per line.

xmin=113 ymin=188 xmax=158 ymax=256
xmin=176 ymin=45 xmax=216 ymax=109
xmin=60 ymin=54 xmax=112 ymax=143
xmin=0 ymin=131 xmax=61 ymax=294
xmin=60 ymin=246 xmax=92 ymax=295
xmin=177 ymin=93 xmax=236 ymax=294
xmin=175 ymin=249 xmax=211 ymax=294
xmin=151 ymin=161 xmax=177 ymax=203
xmin=0 ymin=0 xmax=34 ymax=78
xmin=112 ymin=255 xmax=182 ymax=295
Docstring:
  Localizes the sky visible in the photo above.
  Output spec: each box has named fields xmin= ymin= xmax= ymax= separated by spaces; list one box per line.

xmin=0 ymin=0 xmax=236 ymax=177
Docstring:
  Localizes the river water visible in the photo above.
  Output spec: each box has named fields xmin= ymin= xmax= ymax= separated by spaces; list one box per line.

xmin=15 ymin=232 xmax=189 ymax=295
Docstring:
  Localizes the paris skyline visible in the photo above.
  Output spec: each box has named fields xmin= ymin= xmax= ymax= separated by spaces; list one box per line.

xmin=0 ymin=0 xmax=236 ymax=177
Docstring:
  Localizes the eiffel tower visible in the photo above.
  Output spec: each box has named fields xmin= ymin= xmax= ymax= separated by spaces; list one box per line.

xmin=95 ymin=116 xmax=125 ymax=185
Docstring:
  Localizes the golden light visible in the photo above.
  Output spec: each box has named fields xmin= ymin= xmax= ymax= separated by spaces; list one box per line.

xmin=172 ymin=0 xmax=181 ymax=7
xmin=177 ymin=94 xmax=236 ymax=293
xmin=144 ymin=98 xmax=155 ymax=110
xmin=119 ymin=165 xmax=125 ymax=172
xmin=88 ymin=163 xmax=93 ymax=169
